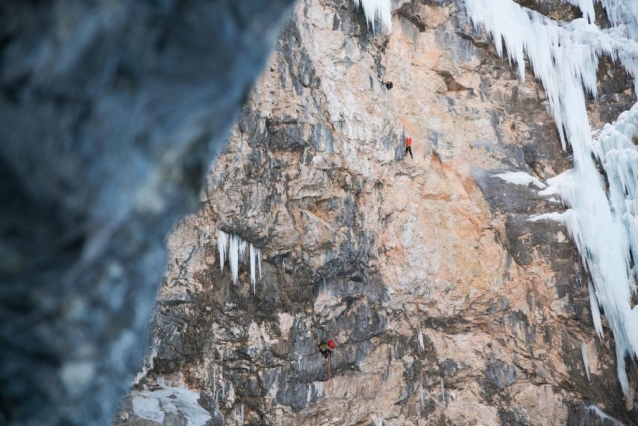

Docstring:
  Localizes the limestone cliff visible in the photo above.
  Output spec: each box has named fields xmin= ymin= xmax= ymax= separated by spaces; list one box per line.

xmin=116 ymin=0 xmax=637 ymax=425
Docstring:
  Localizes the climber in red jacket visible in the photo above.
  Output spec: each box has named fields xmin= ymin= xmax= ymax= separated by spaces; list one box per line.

xmin=405 ymin=137 xmax=413 ymax=159
xmin=318 ymin=339 xmax=336 ymax=382
xmin=318 ymin=339 xmax=335 ymax=359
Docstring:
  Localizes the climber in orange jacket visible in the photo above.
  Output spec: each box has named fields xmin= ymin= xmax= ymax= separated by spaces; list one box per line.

xmin=405 ymin=137 xmax=413 ymax=159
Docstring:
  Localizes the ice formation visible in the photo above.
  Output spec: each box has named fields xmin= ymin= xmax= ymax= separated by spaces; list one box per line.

xmin=218 ymin=230 xmax=262 ymax=290
xmin=218 ymin=231 xmax=228 ymax=271
xmin=212 ymin=365 xmax=217 ymax=394
xmin=465 ymin=0 xmax=638 ymax=394
xmin=493 ymin=171 xmax=547 ymax=189
xmin=440 ymin=378 xmax=445 ymax=402
xmin=233 ymin=403 xmax=245 ymax=424
xmin=588 ymin=281 xmax=604 ymax=338
xmin=581 ymin=339 xmax=591 ymax=381
xmin=586 ymin=403 xmax=626 ymax=426
xmin=221 ymin=374 xmax=226 ymax=399
xmin=354 ymin=0 xmax=392 ymax=32
xmin=229 ymin=234 xmax=239 ymax=283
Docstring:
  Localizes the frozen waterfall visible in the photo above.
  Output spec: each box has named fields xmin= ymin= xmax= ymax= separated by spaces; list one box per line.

xmin=465 ymin=0 xmax=638 ymax=394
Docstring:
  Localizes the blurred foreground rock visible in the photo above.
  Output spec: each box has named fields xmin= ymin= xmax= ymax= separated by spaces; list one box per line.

xmin=0 ymin=1 xmax=295 ymax=425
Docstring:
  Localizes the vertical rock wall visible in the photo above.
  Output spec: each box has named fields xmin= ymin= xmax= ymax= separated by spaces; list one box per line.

xmin=117 ymin=0 xmax=637 ymax=425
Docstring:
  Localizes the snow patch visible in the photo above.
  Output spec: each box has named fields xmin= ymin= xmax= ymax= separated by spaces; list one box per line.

xmin=132 ymin=385 xmax=211 ymax=426
xmin=132 ymin=394 xmax=164 ymax=423
xmin=493 ymin=171 xmax=547 ymax=189
xmin=133 ymin=345 xmax=158 ymax=386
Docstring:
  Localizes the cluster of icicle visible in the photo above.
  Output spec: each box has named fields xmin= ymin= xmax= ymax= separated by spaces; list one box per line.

xmin=217 ymin=230 xmax=262 ymax=294
xmin=233 ymin=403 xmax=245 ymax=425
xmin=353 ymin=0 xmax=392 ymax=32
xmin=465 ymin=0 xmax=638 ymax=394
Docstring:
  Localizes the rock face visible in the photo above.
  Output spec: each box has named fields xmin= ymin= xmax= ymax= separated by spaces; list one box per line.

xmin=117 ymin=1 xmax=637 ymax=425
xmin=0 ymin=1 xmax=295 ymax=425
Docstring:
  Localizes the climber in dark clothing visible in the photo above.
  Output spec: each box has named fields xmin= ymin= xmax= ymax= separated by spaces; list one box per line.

xmin=405 ymin=137 xmax=413 ymax=159
xmin=382 ymin=80 xmax=393 ymax=90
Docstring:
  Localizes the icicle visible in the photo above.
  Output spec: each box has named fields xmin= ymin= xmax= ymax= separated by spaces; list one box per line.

xmin=239 ymin=239 xmax=247 ymax=260
xmin=418 ymin=330 xmax=424 ymax=352
xmin=233 ymin=403 xmax=244 ymax=424
xmin=250 ymin=243 xmax=256 ymax=295
xmin=213 ymin=365 xmax=217 ymax=395
xmin=440 ymin=378 xmax=445 ymax=402
xmin=353 ymin=0 xmax=392 ymax=32
xmin=581 ymin=340 xmax=591 ymax=381
xmin=218 ymin=231 xmax=228 ymax=271
xmin=419 ymin=379 xmax=425 ymax=408
xmin=617 ymin=349 xmax=630 ymax=395
xmin=257 ymin=247 xmax=262 ymax=279
xmin=229 ymin=234 xmax=239 ymax=284
xmin=588 ymin=281 xmax=604 ymax=339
